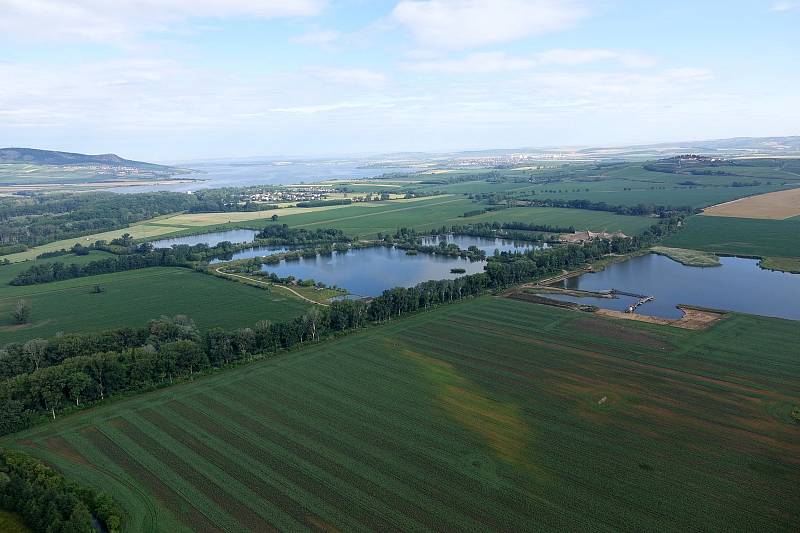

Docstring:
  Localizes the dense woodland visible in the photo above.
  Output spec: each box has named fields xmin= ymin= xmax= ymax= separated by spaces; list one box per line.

xmin=0 ymin=449 xmax=123 ymax=533
xmin=0 ymin=192 xmax=196 ymax=249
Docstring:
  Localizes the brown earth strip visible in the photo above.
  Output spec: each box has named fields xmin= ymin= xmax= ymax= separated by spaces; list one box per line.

xmin=122 ymin=412 xmax=279 ymax=533
xmin=218 ymin=381 xmax=519 ymax=531
xmin=191 ymin=393 xmax=414 ymax=532
xmin=81 ymin=426 xmax=219 ymax=533
xmin=165 ymin=399 xmax=377 ymax=532
xmin=138 ymin=408 xmax=286 ymax=532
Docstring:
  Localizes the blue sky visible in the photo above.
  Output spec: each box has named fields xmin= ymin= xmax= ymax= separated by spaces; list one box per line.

xmin=1 ymin=0 xmax=798 ymax=161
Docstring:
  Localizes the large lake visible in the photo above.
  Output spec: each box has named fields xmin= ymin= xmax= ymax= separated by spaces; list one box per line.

xmin=548 ymin=254 xmax=800 ymax=321
xmin=260 ymin=246 xmax=486 ymax=296
xmin=150 ymin=229 xmax=260 ymax=248
xmin=111 ymin=159 xmax=414 ymax=193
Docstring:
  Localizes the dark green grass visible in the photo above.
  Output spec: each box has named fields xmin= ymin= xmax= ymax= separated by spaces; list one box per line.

xmin=663 ymin=215 xmax=800 ymax=258
xmin=4 ymin=297 xmax=798 ymax=532
xmin=0 ymin=267 xmax=309 ymax=344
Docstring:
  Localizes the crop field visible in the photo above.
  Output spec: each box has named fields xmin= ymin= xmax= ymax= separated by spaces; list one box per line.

xmin=4 ymin=297 xmax=798 ymax=531
xmin=0 ymin=262 xmax=309 ymax=344
xmin=703 ymin=188 xmax=800 ymax=219
xmin=663 ymin=215 xmax=800 ymax=258
xmin=258 ymin=198 xmax=654 ymax=237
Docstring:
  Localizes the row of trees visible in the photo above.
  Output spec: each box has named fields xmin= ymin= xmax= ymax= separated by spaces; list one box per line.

xmin=10 ymin=240 xmax=245 ymax=285
xmin=255 ymin=224 xmax=352 ymax=245
xmin=0 ymin=449 xmax=123 ymax=533
xmin=518 ymin=198 xmax=698 ymax=217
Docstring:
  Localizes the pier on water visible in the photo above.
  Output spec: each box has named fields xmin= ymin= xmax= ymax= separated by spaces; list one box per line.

xmin=611 ymin=289 xmax=655 ymax=313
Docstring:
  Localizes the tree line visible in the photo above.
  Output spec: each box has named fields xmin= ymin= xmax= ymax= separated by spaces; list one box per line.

xmin=0 ymin=449 xmax=123 ymax=533
xmin=255 ymin=224 xmax=352 ymax=245
xmin=517 ymin=198 xmax=698 ymax=217
xmin=0 ymin=191 xmax=197 ymax=250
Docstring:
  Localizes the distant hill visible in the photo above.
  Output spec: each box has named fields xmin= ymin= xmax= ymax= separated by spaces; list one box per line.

xmin=0 ymin=147 xmax=173 ymax=170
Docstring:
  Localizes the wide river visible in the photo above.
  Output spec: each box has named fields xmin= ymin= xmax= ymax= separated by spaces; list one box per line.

xmin=548 ymin=254 xmax=800 ymax=321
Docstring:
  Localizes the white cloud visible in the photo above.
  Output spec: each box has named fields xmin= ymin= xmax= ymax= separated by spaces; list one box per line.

xmin=312 ymin=68 xmax=388 ymax=88
xmin=405 ymin=48 xmax=655 ymax=74
xmin=392 ymin=0 xmax=588 ymax=50
xmin=292 ymin=29 xmax=341 ymax=46
xmin=770 ymin=1 xmax=800 ymax=11
xmin=0 ymin=0 xmax=327 ymax=42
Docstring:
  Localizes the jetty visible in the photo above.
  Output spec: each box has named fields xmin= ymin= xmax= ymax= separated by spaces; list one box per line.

xmin=611 ymin=289 xmax=654 ymax=313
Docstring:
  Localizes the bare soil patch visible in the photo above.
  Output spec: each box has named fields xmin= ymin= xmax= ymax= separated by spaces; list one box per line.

xmin=703 ymin=188 xmax=800 ymax=220
xmin=595 ymin=306 xmax=726 ymax=330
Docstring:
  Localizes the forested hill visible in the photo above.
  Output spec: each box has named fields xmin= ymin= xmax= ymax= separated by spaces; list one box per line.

xmin=0 ymin=147 xmax=173 ymax=170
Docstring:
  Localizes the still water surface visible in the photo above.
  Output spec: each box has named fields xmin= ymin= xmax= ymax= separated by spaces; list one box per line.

xmin=548 ymin=254 xmax=800 ymax=320
xmin=260 ymin=246 xmax=485 ymax=296
xmin=150 ymin=229 xmax=260 ymax=248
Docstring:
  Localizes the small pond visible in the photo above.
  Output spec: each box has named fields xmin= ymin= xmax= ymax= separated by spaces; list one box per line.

xmin=150 ymin=229 xmax=259 ymax=248
xmin=260 ymin=246 xmax=486 ymax=297
xmin=547 ymin=254 xmax=800 ymax=320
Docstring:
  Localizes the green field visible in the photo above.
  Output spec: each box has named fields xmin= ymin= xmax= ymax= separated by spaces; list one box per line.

xmin=258 ymin=198 xmax=655 ymax=237
xmin=663 ymin=215 xmax=800 ymax=258
xmin=0 ymin=258 xmax=309 ymax=344
xmin=5 ymin=297 xmax=798 ymax=531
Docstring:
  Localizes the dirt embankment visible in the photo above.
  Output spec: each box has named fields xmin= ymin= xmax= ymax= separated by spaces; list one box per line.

xmin=594 ymin=306 xmax=726 ymax=330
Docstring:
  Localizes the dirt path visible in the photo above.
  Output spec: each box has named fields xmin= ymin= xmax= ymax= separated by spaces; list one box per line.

xmin=213 ymin=267 xmax=329 ymax=306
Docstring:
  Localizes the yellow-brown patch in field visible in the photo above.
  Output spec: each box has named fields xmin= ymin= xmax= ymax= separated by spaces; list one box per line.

xmin=703 ymin=188 xmax=800 ymax=219
xmin=402 ymin=349 xmax=531 ymax=467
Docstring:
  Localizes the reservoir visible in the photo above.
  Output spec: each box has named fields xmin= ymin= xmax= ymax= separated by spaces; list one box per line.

xmin=150 ymin=229 xmax=259 ymax=248
xmin=260 ymin=246 xmax=486 ymax=296
xmin=547 ymin=254 xmax=800 ymax=321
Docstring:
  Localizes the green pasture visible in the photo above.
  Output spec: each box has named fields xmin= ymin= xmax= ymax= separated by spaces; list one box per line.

xmin=663 ymin=215 xmax=800 ymax=258
xmin=0 ymin=261 xmax=309 ymax=345
xmin=4 ymin=297 xmax=798 ymax=531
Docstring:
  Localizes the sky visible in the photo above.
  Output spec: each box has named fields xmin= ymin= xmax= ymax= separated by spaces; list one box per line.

xmin=0 ymin=0 xmax=798 ymax=162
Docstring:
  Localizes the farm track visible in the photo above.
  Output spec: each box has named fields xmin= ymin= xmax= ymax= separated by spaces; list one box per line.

xmin=213 ymin=266 xmax=329 ymax=306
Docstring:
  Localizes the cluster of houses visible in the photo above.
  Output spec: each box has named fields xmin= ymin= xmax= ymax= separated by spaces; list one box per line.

xmin=247 ymin=187 xmax=335 ymax=203
xmin=559 ymin=230 xmax=629 ymax=244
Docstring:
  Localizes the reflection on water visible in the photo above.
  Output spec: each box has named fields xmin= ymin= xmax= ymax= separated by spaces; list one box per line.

xmin=420 ymin=234 xmax=544 ymax=254
xmin=150 ymin=229 xmax=259 ymax=248
xmin=261 ymin=246 xmax=486 ymax=296
xmin=547 ymin=254 xmax=800 ymax=320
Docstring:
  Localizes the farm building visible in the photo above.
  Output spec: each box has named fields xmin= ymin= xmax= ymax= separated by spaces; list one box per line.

xmin=559 ymin=230 xmax=629 ymax=244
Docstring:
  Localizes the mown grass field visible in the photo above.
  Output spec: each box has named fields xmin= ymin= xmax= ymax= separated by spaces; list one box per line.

xmin=663 ymin=215 xmax=800 ymax=258
xmin=0 ymin=258 xmax=309 ymax=344
xmin=5 ymin=297 xmax=798 ymax=532
xmin=703 ymin=187 xmax=800 ymax=219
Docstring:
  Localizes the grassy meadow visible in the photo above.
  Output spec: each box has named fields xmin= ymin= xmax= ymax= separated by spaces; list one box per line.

xmin=4 ymin=297 xmax=798 ymax=532
xmin=663 ymin=215 xmax=800 ymax=258
xmin=0 ymin=255 xmax=309 ymax=344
